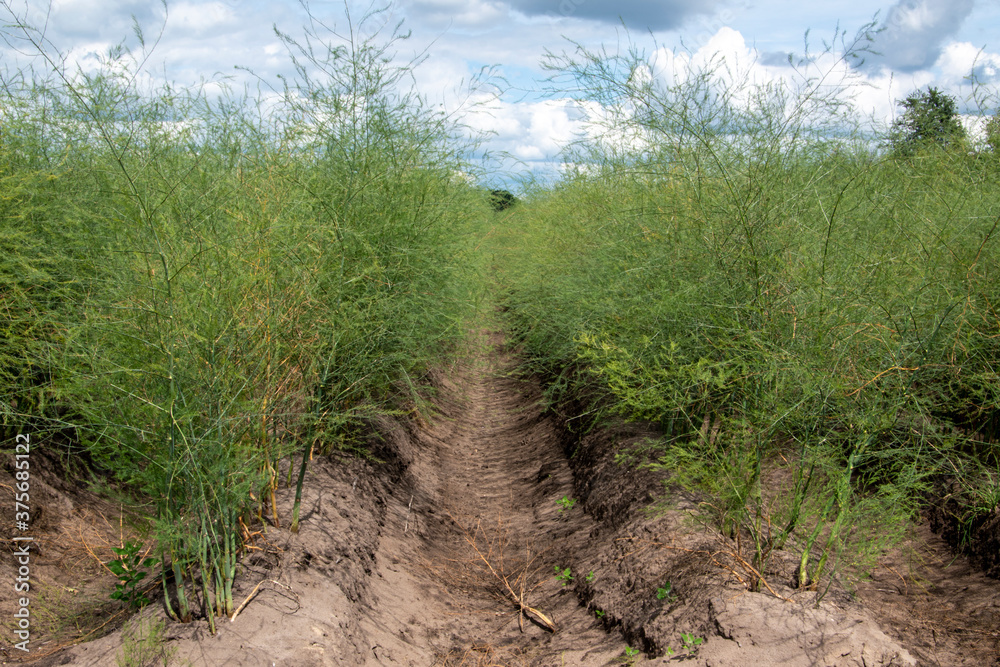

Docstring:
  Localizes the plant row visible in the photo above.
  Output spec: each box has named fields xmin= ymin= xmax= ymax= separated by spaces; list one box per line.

xmin=494 ymin=34 xmax=1000 ymax=591
xmin=0 ymin=9 xmax=487 ymax=629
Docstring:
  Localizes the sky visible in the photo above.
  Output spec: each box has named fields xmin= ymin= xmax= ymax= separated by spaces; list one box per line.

xmin=2 ymin=0 xmax=999 ymax=186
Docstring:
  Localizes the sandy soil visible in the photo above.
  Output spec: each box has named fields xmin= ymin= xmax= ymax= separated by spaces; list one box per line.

xmin=2 ymin=328 xmax=998 ymax=666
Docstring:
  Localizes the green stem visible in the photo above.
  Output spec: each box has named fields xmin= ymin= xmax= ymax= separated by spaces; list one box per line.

xmin=199 ymin=524 xmax=216 ymax=635
xmin=160 ymin=546 xmax=177 ymax=621
xmin=290 ymin=443 xmax=312 ymax=533
xmin=172 ymin=554 xmax=191 ymax=622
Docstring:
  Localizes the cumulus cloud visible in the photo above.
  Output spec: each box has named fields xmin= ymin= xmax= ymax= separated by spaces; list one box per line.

xmin=641 ymin=28 xmax=779 ymax=111
xmin=863 ymin=0 xmax=975 ymax=73
xmin=564 ymin=22 xmax=929 ymax=155
xmin=935 ymin=41 xmax=1000 ymax=88
xmin=507 ymin=0 xmax=722 ymax=31
xmin=466 ymin=98 xmax=583 ymax=161
xmin=2 ymin=0 xmax=996 ymax=184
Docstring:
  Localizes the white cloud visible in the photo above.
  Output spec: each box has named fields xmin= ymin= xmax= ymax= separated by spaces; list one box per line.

xmin=167 ymin=2 xmax=238 ymax=37
xmin=864 ymin=0 xmax=976 ymax=73
xmin=526 ymin=100 xmax=578 ymax=151
xmin=552 ymin=22 xmax=961 ymax=156
xmin=649 ymin=47 xmax=690 ymax=89
xmin=465 ymin=98 xmax=583 ymax=161
xmin=935 ymin=41 xmax=1000 ymax=90
xmin=410 ymin=55 xmax=478 ymax=105
xmin=693 ymin=27 xmax=755 ymax=75
xmin=463 ymin=99 xmax=523 ymax=137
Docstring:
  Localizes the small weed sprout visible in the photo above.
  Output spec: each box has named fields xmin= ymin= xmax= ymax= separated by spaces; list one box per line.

xmin=107 ymin=541 xmax=158 ymax=609
xmin=586 ymin=570 xmax=595 ymax=581
xmin=656 ymin=581 xmax=678 ymax=603
xmin=557 ymin=496 xmax=576 ymax=512
xmin=620 ymin=646 xmax=642 ymax=665
xmin=595 ymin=608 xmax=605 ymax=618
xmin=554 ymin=566 xmax=573 ymax=586
xmin=680 ymin=632 xmax=704 ymax=654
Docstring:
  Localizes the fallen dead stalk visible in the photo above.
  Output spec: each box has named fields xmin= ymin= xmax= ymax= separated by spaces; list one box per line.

xmin=230 ymin=579 xmax=297 ymax=622
xmin=450 ymin=512 xmax=556 ymax=633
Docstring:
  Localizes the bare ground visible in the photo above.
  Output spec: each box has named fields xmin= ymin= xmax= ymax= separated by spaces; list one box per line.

xmin=2 ymin=328 xmax=999 ymax=665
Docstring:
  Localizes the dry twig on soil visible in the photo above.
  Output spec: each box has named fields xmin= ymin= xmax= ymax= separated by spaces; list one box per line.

xmin=230 ymin=579 xmax=297 ymax=622
xmin=449 ymin=512 xmax=556 ymax=632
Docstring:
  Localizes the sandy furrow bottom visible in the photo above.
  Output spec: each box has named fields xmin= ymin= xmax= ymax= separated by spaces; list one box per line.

xmin=358 ymin=330 xmax=628 ymax=666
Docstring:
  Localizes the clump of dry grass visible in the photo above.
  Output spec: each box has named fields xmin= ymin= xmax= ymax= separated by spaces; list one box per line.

xmin=434 ymin=642 xmax=532 ymax=667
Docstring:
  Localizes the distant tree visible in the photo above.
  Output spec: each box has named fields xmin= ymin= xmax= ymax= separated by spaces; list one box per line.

xmin=488 ymin=189 xmax=517 ymax=212
xmin=889 ymin=87 xmax=967 ymax=156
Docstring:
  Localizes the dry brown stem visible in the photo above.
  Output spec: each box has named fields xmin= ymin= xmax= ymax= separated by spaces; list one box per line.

xmin=718 ymin=550 xmax=792 ymax=602
xmin=230 ymin=579 xmax=297 ymax=622
xmin=616 ymin=534 xmax=791 ymax=602
xmin=449 ymin=512 xmax=556 ymax=633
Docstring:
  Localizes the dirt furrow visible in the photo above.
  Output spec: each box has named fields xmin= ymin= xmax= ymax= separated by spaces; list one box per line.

xmin=358 ymin=330 xmax=628 ymax=666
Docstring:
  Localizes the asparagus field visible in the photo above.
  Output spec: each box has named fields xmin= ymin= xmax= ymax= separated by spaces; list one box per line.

xmin=1 ymin=6 xmax=999 ymax=666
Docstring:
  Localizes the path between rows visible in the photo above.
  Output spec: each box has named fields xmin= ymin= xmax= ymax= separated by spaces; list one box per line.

xmin=359 ymin=329 xmax=628 ymax=665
